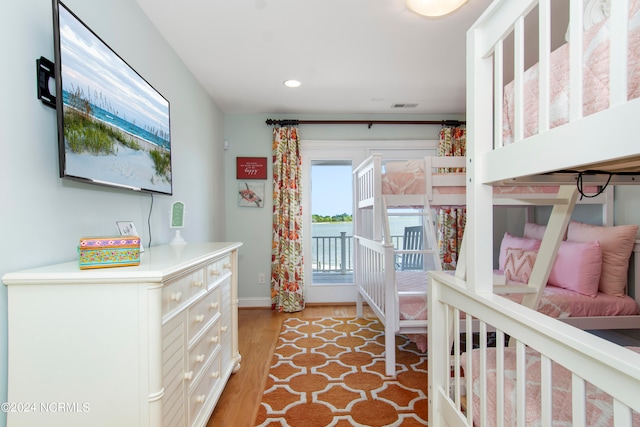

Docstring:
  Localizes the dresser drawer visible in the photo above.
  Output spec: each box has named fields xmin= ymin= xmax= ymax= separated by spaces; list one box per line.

xmin=187 ymin=286 xmax=221 ymax=344
xmin=185 ymin=268 xmax=206 ymax=299
xmin=206 ymin=255 xmax=231 ymax=288
xmin=189 ymin=352 xmax=222 ymax=427
xmin=187 ymin=319 xmax=220 ymax=385
xmin=163 ymin=268 xmax=206 ymax=319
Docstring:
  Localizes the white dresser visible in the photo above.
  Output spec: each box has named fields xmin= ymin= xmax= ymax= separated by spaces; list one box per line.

xmin=2 ymin=242 xmax=242 ymax=427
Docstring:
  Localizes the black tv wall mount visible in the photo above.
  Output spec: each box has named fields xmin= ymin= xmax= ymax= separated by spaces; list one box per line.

xmin=37 ymin=56 xmax=56 ymax=109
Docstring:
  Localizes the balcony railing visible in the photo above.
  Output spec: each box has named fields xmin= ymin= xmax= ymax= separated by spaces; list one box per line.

xmin=311 ymin=232 xmax=402 ymax=274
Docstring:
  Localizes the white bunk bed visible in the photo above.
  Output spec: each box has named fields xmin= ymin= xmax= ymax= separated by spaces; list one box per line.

xmin=352 ymin=153 xmax=638 ymax=377
xmin=429 ymin=0 xmax=640 ymax=425
xmin=353 ymin=153 xmax=610 ymax=241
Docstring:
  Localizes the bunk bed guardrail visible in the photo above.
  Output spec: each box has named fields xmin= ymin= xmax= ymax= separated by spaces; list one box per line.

xmin=428 ymin=270 xmax=640 ymax=427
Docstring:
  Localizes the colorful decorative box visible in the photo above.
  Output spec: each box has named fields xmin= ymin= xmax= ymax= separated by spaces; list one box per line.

xmin=78 ymin=236 xmax=141 ymax=269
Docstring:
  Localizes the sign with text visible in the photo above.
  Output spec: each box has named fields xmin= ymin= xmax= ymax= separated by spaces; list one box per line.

xmin=236 ymin=157 xmax=268 ymax=179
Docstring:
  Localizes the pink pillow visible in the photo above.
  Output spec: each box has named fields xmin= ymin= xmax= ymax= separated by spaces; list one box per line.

xmin=524 ymin=222 xmax=567 ymax=241
xmin=504 ymin=248 xmax=537 ymax=284
xmin=523 ymin=222 xmax=546 ymax=240
xmin=499 ymin=233 xmax=541 ymax=271
xmin=547 ymin=240 xmax=602 ymax=297
xmin=567 ymin=221 xmax=638 ymax=296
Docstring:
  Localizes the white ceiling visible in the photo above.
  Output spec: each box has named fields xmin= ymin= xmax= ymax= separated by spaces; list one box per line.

xmin=136 ymin=0 xmax=494 ymax=115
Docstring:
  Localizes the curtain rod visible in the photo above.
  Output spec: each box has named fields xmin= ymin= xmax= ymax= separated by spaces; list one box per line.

xmin=265 ymin=119 xmax=465 ymax=128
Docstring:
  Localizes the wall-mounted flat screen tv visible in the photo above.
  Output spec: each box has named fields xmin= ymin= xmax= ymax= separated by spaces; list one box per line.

xmin=52 ymin=0 xmax=172 ymax=195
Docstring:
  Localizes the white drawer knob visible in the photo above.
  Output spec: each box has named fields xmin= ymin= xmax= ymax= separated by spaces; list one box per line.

xmin=210 ymin=269 xmax=220 ymax=276
xmin=192 ymin=280 xmax=203 ymax=288
xmin=210 ymin=336 xmax=219 ymax=344
xmin=223 ymin=263 xmax=231 ymax=269
xmin=221 ymin=326 xmax=228 ymax=333
xmin=195 ymin=314 xmax=205 ymax=323
xmin=196 ymin=354 xmax=205 ymax=363
xmin=184 ymin=371 xmax=193 ymax=381
xmin=211 ymin=371 xmax=220 ymax=379
xmin=209 ymin=302 xmax=219 ymax=309
xmin=170 ymin=292 xmax=182 ymax=302
xmin=196 ymin=394 xmax=206 ymax=404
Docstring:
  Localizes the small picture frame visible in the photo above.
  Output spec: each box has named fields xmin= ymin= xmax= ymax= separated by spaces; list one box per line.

xmin=236 ymin=157 xmax=268 ymax=180
xmin=238 ymin=181 xmax=265 ymax=207
xmin=170 ymin=201 xmax=186 ymax=229
xmin=116 ymin=221 xmax=145 ymax=252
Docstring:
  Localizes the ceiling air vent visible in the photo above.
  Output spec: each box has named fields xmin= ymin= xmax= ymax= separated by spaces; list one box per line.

xmin=391 ymin=103 xmax=419 ymax=109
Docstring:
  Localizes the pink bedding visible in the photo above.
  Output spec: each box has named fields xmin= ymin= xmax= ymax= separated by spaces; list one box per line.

xmin=503 ymin=1 xmax=640 ymax=144
xmin=381 ymin=172 xmax=427 ymax=195
xmin=506 ymin=284 xmax=640 ymax=318
xmin=393 ymin=271 xmax=639 ymax=352
xmin=397 ymin=270 xmax=428 ymax=321
xmin=396 ymin=272 xmax=639 ymax=322
xmin=380 ymin=172 xmax=598 ymax=198
xmin=462 ymin=346 xmax=640 ymax=426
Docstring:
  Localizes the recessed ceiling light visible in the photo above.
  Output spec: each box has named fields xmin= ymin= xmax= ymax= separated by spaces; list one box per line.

xmin=284 ymin=80 xmax=301 ymax=88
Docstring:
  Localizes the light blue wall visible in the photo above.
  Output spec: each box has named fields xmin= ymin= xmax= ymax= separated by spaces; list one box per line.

xmin=0 ymin=1 xmax=226 ymax=424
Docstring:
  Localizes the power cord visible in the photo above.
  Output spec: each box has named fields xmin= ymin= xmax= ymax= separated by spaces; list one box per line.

xmin=576 ymin=171 xmax=612 ymax=200
xmin=147 ymin=193 xmax=154 ymax=248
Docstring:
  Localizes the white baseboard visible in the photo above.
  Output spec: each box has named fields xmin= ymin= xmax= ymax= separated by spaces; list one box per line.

xmin=238 ymin=296 xmax=361 ymax=308
xmin=239 ymin=297 xmax=271 ymax=308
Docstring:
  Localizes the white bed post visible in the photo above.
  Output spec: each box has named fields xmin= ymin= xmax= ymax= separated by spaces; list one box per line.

xmin=465 ymin=7 xmax=495 ymax=294
xmin=384 ymin=240 xmax=397 ymax=377
xmin=428 ymin=274 xmax=451 ymax=427
xmin=373 ymin=155 xmax=383 ymax=242
xmin=354 ymin=160 xmax=363 ymax=318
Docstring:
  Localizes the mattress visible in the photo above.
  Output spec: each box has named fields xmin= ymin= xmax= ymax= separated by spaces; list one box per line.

xmin=396 ymin=271 xmax=639 ymax=321
xmin=506 ymin=283 xmax=640 ymax=318
xmin=396 ymin=270 xmax=429 ymax=322
xmin=396 ymin=270 xmax=429 ymax=352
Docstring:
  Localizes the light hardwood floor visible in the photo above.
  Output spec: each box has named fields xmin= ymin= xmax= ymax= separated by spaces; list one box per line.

xmin=206 ymin=304 xmax=375 ymax=427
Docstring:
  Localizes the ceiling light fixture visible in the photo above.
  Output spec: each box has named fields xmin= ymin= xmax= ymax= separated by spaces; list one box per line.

xmin=405 ymin=0 xmax=468 ymax=17
xmin=283 ymin=80 xmax=301 ymax=88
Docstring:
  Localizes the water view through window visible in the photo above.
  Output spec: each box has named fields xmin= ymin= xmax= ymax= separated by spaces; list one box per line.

xmin=311 ymin=162 xmax=353 ymax=284
xmin=311 ymin=162 xmax=426 ymax=284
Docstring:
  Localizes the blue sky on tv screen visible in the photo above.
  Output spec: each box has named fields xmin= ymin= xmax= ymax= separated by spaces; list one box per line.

xmin=59 ymin=5 xmax=170 ymax=144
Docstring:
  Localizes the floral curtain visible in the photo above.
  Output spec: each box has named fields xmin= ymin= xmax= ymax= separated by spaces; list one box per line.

xmin=437 ymin=207 xmax=466 ymax=270
xmin=271 ymin=126 xmax=305 ymax=312
xmin=437 ymin=126 xmax=466 ymax=173
xmin=437 ymin=126 xmax=467 ymax=270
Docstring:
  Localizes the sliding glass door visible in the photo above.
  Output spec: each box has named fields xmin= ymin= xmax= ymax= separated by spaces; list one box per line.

xmin=301 ymin=140 xmax=437 ymax=303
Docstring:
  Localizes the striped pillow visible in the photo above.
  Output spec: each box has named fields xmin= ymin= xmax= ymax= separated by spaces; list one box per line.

xmin=504 ymin=247 xmax=538 ymax=284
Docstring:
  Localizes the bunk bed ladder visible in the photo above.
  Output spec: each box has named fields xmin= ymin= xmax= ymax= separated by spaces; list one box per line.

xmin=456 ymin=185 xmax=579 ymax=303
xmin=382 ymin=195 xmax=442 ymax=272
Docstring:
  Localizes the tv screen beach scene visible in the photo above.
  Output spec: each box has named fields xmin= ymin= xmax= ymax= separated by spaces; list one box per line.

xmin=57 ymin=3 xmax=172 ymax=194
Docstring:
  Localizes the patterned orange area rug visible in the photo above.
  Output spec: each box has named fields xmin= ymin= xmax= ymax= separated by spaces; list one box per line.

xmin=253 ymin=317 xmax=428 ymax=427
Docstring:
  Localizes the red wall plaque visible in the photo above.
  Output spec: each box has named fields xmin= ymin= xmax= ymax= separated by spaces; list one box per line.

xmin=236 ymin=157 xmax=268 ymax=179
